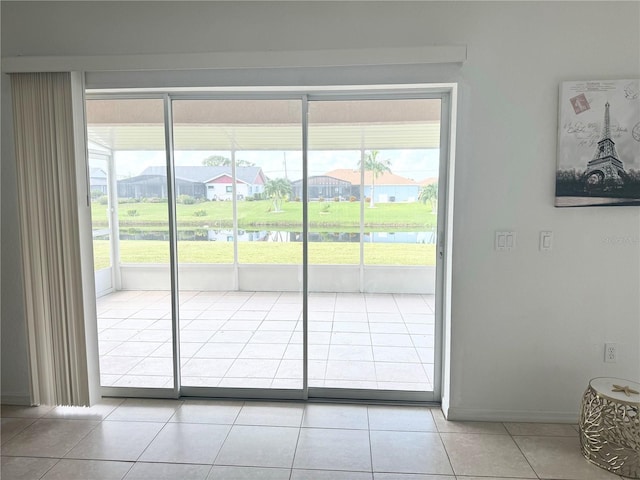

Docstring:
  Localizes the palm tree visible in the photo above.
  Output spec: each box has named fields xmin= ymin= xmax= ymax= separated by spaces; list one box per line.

xmin=360 ymin=150 xmax=392 ymax=208
xmin=418 ymin=182 xmax=439 ymax=212
xmin=263 ymin=178 xmax=291 ymax=212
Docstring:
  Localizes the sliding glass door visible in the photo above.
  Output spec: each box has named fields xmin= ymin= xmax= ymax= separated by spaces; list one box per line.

xmin=86 ymin=89 xmax=445 ymax=401
xmin=86 ymin=98 xmax=176 ymax=391
xmin=307 ymin=98 xmax=441 ymax=397
xmin=172 ymin=99 xmax=303 ymax=392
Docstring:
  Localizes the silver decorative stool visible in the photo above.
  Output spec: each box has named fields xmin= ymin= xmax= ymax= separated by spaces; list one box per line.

xmin=579 ymin=377 xmax=640 ymax=478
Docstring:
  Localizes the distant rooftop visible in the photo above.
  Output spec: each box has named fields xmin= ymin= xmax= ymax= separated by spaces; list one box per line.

xmin=140 ymin=166 xmax=263 ymax=185
xmin=325 ymin=168 xmax=419 ymax=186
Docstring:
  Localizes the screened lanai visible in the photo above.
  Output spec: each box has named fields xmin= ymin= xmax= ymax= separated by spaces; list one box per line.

xmin=86 ymin=94 xmax=442 ymax=398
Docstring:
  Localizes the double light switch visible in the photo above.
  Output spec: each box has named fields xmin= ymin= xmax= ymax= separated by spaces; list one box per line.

xmin=495 ymin=231 xmax=516 ymax=251
xmin=495 ymin=231 xmax=553 ymax=251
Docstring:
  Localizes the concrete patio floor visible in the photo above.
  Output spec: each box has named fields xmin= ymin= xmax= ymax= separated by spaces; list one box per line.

xmin=97 ymin=291 xmax=435 ymax=392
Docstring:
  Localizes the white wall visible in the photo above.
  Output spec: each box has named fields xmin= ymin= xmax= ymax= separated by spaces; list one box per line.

xmin=2 ymin=1 xmax=639 ymax=419
xmin=115 ymin=264 xmax=435 ymax=294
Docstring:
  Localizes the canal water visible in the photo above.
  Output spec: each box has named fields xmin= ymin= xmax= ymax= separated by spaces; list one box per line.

xmin=103 ymin=229 xmax=437 ymax=244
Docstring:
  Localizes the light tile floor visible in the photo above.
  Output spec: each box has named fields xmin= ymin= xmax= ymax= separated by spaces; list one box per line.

xmin=0 ymin=399 xmax=627 ymax=480
xmin=97 ymin=291 xmax=435 ymax=391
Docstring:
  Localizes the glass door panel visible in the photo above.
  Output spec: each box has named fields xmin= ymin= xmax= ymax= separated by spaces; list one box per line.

xmin=307 ymin=98 xmax=441 ymax=393
xmin=88 ymin=149 xmax=112 ymax=297
xmin=86 ymin=98 xmax=175 ymax=389
xmin=172 ymin=99 xmax=303 ymax=390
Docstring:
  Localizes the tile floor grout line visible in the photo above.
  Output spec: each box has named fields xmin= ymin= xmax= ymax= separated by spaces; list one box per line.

xmin=288 ymin=410 xmax=305 ymax=478
xmin=366 ymin=404 xmax=375 ymax=476
xmin=365 ymin=300 xmax=380 ymax=390
xmin=433 ymin=423 xmax=457 ymax=478
xmin=268 ymin=302 xmax=298 ymax=389
xmin=210 ymin=415 xmax=240 ymax=468
xmin=506 ymin=425 xmax=554 ymax=480
xmin=49 ymin=415 xmax=104 ymax=464
xmin=125 ymin=413 xmax=173 ymax=464
xmin=319 ymin=306 xmax=335 ymax=387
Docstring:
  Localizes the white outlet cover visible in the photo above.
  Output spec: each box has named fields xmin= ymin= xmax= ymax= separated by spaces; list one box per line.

xmin=604 ymin=343 xmax=617 ymax=363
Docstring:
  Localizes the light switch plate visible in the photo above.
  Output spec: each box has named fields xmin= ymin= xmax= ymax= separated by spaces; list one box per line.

xmin=540 ymin=231 xmax=553 ymax=251
xmin=496 ymin=231 xmax=516 ymax=251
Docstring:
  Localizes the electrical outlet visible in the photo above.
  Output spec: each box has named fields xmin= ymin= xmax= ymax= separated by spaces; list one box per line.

xmin=605 ymin=343 xmax=617 ymax=363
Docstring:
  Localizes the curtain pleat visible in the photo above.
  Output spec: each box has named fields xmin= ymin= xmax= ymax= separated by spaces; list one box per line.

xmin=11 ymin=72 xmax=89 ymax=406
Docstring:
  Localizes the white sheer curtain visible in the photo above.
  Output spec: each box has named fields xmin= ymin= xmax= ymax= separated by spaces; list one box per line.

xmin=11 ymin=72 xmax=90 ymax=406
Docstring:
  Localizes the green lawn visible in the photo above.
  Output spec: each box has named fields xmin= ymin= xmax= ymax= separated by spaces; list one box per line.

xmin=92 ymin=240 xmax=436 ymax=270
xmin=91 ymin=199 xmax=436 ymax=230
xmin=91 ymin=200 xmax=437 ymax=271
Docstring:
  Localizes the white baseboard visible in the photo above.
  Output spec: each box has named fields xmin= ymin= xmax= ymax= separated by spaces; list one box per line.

xmin=447 ymin=407 xmax=579 ymax=424
xmin=1 ymin=393 xmax=32 ymax=406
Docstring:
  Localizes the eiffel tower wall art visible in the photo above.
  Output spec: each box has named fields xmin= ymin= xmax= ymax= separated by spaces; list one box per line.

xmin=556 ymin=79 xmax=640 ymax=207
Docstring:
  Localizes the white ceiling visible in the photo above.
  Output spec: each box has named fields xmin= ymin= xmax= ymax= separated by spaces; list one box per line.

xmin=87 ymin=122 xmax=441 ymax=151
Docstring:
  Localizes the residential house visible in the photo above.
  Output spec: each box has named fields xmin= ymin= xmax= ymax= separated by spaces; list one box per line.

xmin=292 ymin=170 xmax=420 ymax=202
xmin=325 ymin=168 xmax=421 ymax=202
xmin=89 ymin=167 xmax=108 ymax=195
xmin=117 ymin=166 xmax=267 ymax=200
xmin=291 ymin=174 xmax=351 ymax=200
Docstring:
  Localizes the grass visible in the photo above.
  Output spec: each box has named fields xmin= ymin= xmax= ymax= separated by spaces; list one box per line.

xmin=91 ymin=200 xmax=437 ymax=271
xmin=92 ymin=240 xmax=436 ymax=270
xmin=91 ymin=199 xmax=436 ymax=229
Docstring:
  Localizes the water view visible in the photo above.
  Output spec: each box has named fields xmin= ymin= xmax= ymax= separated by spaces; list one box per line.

xmin=109 ymin=229 xmax=437 ymax=244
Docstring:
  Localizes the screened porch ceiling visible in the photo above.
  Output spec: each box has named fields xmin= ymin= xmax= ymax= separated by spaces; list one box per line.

xmin=86 ymin=98 xmax=441 ymax=151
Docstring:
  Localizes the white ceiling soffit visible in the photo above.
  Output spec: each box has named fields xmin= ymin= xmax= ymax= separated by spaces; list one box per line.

xmin=2 ymin=45 xmax=467 ymax=73
xmin=86 ymin=98 xmax=442 ymax=151
xmin=87 ymin=123 xmax=441 ymax=151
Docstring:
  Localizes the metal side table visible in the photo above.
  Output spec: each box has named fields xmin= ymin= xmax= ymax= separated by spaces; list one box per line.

xmin=579 ymin=377 xmax=640 ymax=478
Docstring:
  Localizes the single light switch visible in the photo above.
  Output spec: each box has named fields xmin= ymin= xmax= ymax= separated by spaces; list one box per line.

xmin=540 ymin=231 xmax=553 ymax=251
xmin=506 ymin=233 xmax=514 ymax=249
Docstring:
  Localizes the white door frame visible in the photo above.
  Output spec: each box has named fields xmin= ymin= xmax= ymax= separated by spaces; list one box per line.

xmin=85 ymin=85 xmax=456 ymax=404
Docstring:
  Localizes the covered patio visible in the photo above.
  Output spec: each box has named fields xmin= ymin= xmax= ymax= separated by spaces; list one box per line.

xmin=97 ymin=290 xmax=435 ymax=391
xmin=88 ymin=95 xmax=440 ymax=395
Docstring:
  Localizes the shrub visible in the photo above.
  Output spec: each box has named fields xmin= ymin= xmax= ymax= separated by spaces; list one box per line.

xmin=349 ymin=196 xmax=357 ymax=202
xmin=177 ymin=194 xmax=196 ymax=205
xmin=147 ymin=197 xmax=165 ymax=203
xmin=193 ymin=209 xmax=207 ymax=217
xmin=90 ymin=189 xmax=104 ymax=200
xmin=98 ymin=195 xmax=109 ymax=205
xmin=365 ymin=196 xmax=371 ymax=203
xmin=127 ymin=209 xmax=138 ymax=217
xmin=295 ymin=196 xmax=301 ymax=202
xmin=318 ymin=196 xmax=325 ymax=202
xmin=333 ymin=196 xmax=340 ymax=202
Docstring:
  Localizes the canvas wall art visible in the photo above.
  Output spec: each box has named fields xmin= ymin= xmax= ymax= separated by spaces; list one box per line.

xmin=556 ymin=79 xmax=640 ymax=207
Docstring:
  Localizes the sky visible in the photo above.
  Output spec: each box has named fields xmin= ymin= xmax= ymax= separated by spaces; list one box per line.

xmin=111 ymin=149 xmax=441 ymax=182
